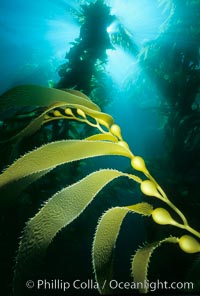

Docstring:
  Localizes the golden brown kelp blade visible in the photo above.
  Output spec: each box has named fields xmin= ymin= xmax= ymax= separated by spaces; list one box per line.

xmin=0 ymin=85 xmax=100 ymax=112
xmin=63 ymin=88 xmax=93 ymax=101
xmin=0 ymin=102 xmax=68 ymax=143
xmin=93 ymin=207 xmax=130 ymax=294
xmin=131 ymin=237 xmax=178 ymax=293
xmin=93 ymin=203 xmax=153 ymax=294
xmin=13 ymin=169 xmax=127 ymax=296
xmin=0 ymin=140 xmax=132 ymax=207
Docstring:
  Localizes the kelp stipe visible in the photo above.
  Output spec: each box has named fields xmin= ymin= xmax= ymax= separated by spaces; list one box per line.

xmin=0 ymin=85 xmax=199 ymax=295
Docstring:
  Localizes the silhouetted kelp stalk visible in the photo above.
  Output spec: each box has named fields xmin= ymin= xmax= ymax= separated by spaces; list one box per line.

xmin=0 ymin=85 xmax=199 ymax=295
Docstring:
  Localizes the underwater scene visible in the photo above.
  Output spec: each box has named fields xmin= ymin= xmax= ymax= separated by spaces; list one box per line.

xmin=0 ymin=0 xmax=200 ymax=295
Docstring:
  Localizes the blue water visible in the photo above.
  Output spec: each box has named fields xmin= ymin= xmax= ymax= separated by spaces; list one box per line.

xmin=0 ymin=0 xmax=170 ymax=164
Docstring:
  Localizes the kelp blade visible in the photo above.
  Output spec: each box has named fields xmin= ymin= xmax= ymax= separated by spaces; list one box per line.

xmin=92 ymin=203 xmax=154 ymax=294
xmin=13 ymin=169 xmax=128 ymax=295
xmin=1 ymin=101 xmax=114 ymax=144
xmin=0 ymin=85 xmax=100 ymax=112
xmin=92 ymin=207 xmax=129 ymax=294
xmin=0 ymin=140 xmax=132 ymax=207
xmin=131 ymin=237 xmax=178 ymax=293
xmin=0 ymin=102 xmax=70 ymax=143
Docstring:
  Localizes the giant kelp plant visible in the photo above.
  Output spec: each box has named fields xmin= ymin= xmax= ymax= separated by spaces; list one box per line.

xmin=138 ymin=0 xmax=200 ymax=236
xmin=0 ymin=0 xmax=137 ymax=161
xmin=0 ymin=85 xmax=199 ymax=295
xmin=56 ymin=0 xmax=138 ymax=107
xmin=0 ymin=0 xmax=200 ymax=295
xmin=0 ymin=3 xmax=139 ymax=295
xmin=131 ymin=0 xmax=200 ymax=287
xmin=56 ymin=0 xmax=115 ymax=101
xmin=0 ymin=1 xmax=114 ymax=170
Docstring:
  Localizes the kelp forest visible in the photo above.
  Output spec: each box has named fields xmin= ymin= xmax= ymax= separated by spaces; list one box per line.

xmin=0 ymin=0 xmax=200 ymax=295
